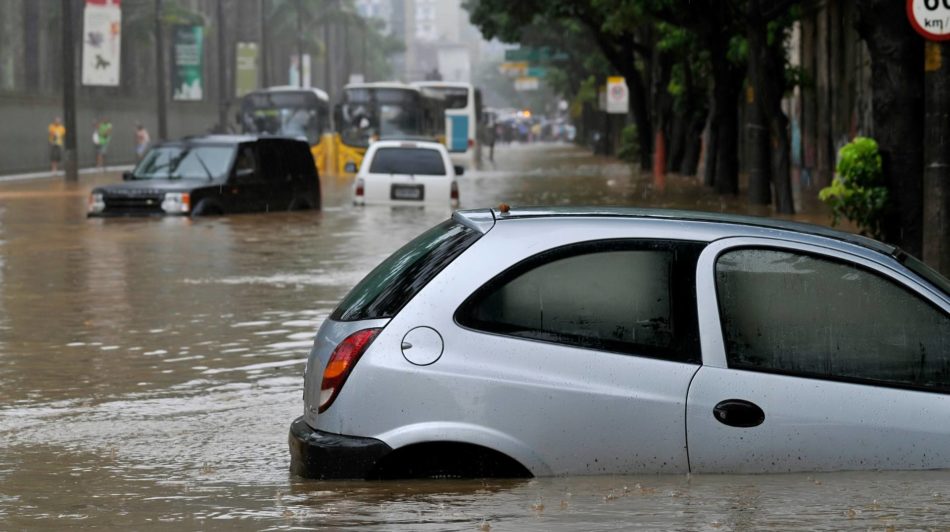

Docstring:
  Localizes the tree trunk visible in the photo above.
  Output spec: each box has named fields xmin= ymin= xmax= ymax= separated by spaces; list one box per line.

xmin=681 ymin=115 xmax=705 ymax=176
xmin=652 ymin=50 xmax=674 ymax=173
xmin=923 ymin=41 xmax=950 ymax=275
xmin=855 ymin=0 xmax=924 ymax=256
xmin=625 ymin=64 xmax=654 ymax=171
xmin=746 ymin=1 xmax=772 ymax=205
xmin=766 ymin=40 xmax=795 ymax=214
xmin=710 ymin=53 xmax=743 ymax=195
xmin=746 ymin=89 xmax=772 ymax=203
xmin=704 ymin=109 xmax=718 ymax=187
xmin=668 ymin=113 xmax=687 ymax=173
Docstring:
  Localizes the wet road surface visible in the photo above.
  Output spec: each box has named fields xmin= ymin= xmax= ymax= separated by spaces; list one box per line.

xmin=1 ymin=143 xmax=947 ymax=530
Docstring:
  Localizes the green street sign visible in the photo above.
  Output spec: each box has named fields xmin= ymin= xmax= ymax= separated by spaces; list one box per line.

xmin=526 ymin=66 xmax=547 ymax=78
xmin=504 ymin=47 xmax=568 ymax=63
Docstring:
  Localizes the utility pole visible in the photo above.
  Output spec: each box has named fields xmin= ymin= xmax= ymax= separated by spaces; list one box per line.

xmin=296 ymin=0 xmax=303 ymax=88
xmin=362 ymin=21 xmax=367 ymax=81
xmin=260 ymin=0 xmax=269 ymax=87
xmin=217 ymin=0 xmax=228 ymax=131
xmin=62 ymin=0 xmax=78 ymax=182
xmin=343 ymin=15 xmax=350 ymax=84
xmin=323 ymin=16 xmax=331 ymax=94
xmin=155 ymin=0 xmax=168 ymax=140
xmin=924 ymin=41 xmax=950 ymax=275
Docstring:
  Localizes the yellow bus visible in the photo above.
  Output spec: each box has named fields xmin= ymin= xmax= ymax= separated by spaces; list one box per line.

xmin=334 ymin=82 xmax=445 ymax=175
xmin=238 ymin=86 xmax=333 ymax=175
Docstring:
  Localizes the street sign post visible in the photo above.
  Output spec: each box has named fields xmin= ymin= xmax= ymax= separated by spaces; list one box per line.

xmin=606 ymin=76 xmax=628 ymax=114
xmin=907 ymin=0 xmax=950 ymax=41
xmin=504 ymin=47 xmax=569 ymax=62
xmin=499 ymin=62 xmax=528 ymax=77
xmin=515 ymin=77 xmax=540 ymax=91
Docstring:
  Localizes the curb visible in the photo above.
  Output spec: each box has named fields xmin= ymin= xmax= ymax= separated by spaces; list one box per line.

xmin=0 ymin=165 xmax=135 ymax=183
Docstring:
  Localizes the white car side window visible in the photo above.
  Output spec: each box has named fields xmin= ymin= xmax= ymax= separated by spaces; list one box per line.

xmin=716 ymin=248 xmax=950 ymax=391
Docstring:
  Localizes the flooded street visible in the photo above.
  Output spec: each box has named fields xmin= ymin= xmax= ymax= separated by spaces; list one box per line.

xmin=1 ymin=143 xmax=947 ymax=530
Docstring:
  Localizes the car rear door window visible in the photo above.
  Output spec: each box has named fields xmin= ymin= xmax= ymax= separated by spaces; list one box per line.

xmin=331 ymin=219 xmax=482 ymax=322
xmin=456 ymin=240 xmax=703 ymax=363
xmin=368 ymin=148 xmax=447 ymax=176
xmin=716 ymin=248 xmax=950 ymax=391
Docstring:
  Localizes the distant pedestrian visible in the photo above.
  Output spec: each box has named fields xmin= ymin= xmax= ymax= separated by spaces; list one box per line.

xmin=92 ymin=121 xmax=101 ymax=169
xmin=48 ymin=117 xmax=65 ymax=174
xmin=95 ymin=118 xmax=113 ymax=169
xmin=134 ymin=123 xmax=151 ymax=161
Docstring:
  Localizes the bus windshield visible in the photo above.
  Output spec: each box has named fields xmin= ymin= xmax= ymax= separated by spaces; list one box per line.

xmin=422 ymin=86 xmax=469 ymax=109
xmin=339 ymin=88 xmax=423 ymax=147
xmin=239 ymin=92 xmax=325 ymax=145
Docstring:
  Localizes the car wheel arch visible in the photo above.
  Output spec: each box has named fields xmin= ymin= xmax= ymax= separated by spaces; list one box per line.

xmin=374 ymin=422 xmax=553 ymax=477
xmin=368 ymin=441 xmax=533 ymax=479
xmin=191 ymin=198 xmax=224 ymax=216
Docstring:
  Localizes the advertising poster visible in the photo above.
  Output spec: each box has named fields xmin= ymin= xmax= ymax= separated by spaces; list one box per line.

xmin=172 ymin=25 xmax=204 ymax=101
xmin=81 ymin=0 xmax=122 ymax=86
xmin=235 ymin=42 xmax=259 ymax=97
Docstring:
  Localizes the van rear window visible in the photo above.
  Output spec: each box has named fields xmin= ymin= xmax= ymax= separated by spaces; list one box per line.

xmin=330 ymin=220 xmax=482 ymax=321
xmin=369 ymin=148 xmax=447 ymax=176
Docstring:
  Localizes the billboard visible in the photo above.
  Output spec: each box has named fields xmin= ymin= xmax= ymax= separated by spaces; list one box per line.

xmin=172 ymin=25 xmax=204 ymax=100
xmin=235 ymin=42 xmax=258 ymax=97
xmin=81 ymin=0 xmax=122 ymax=86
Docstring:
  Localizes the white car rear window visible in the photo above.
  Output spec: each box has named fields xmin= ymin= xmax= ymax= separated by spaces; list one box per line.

xmin=369 ymin=148 xmax=447 ymax=176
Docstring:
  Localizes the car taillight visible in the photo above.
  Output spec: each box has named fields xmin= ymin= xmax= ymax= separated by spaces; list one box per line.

xmin=355 ymin=178 xmax=365 ymax=197
xmin=468 ymin=138 xmax=474 ymax=148
xmin=318 ymin=328 xmax=381 ymax=413
xmin=450 ymin=181 xmax=459 ymax=208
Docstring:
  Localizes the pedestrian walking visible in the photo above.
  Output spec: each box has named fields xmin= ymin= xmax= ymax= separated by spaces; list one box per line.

xmin=95 ymin=118 xmax=113 ymax=169
xmin=92 ymin=120 xmax=101 ymax=169
xmin=47 ymin=117 xmax=65 ymax=174
xmin=134 ymin=123 xmax=151 ymax=161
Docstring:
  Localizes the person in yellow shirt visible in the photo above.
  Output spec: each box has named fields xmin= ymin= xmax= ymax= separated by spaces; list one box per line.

xmin=48 ymin=117 xmax=65 ymax=174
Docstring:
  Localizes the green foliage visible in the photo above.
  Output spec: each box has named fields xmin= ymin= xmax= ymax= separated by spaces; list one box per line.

xmin=617 ymin=124 xmax=640 ymax=163
xmin=819 ymin=137 xmax=889 ymax=238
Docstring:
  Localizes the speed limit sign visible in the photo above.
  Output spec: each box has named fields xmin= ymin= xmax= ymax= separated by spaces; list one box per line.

xmin=908 ymin=0 xmax=950 ymax=41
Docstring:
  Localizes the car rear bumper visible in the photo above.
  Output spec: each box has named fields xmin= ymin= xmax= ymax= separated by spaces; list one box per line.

xmin=288 ymin=417 xmax=392 ymax=479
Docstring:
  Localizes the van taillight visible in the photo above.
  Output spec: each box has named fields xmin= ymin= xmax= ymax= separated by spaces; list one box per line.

xmin=355 ymin=178 xmax=365 ymax=197
xmin=318 ymin=328 xmax=381 ymax=413
xmin=468 ymin=138 xmax=475 ymax=148
xmin=450 ymin=181 xmax=459 ymax=208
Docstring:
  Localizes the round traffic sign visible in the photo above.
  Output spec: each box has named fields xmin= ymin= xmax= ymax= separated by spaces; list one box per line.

xmin=609 ymin=84 xmax=626 ymax=101
xmin=908 ymin=0 xmax=950 ymax=41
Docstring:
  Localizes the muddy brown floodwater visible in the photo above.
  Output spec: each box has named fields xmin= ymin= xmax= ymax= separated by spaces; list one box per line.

xmin=1 ymin=143 xmax=947 ymax=530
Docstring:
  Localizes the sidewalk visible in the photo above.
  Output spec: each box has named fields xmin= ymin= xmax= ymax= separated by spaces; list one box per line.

xmin=0 ymin=165 xmax=134 ymax=183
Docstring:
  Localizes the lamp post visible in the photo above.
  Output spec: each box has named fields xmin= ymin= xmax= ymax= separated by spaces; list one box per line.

xmin=62 ymin=0 xmax=78 ymax=182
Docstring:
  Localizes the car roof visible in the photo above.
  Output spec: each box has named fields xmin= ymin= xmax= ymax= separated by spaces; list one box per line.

xmin=370 ymin=139 xmax=447 ymax=150
xmin=161 ymin=134 xmax=306 ymax=147
xmin=411 ymin=81 xmax=473 ymax=89
xmin=344 ymin=81 xmax=418 ymax=92
xmin=453 ymin=206 xmax=897 ymax=256
xmin=255 ymin=85 xmax=330 ymax=101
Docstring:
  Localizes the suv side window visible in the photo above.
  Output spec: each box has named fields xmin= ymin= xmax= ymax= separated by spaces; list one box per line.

xmin=456 ymin=240 xmax=704 ymax=363
xmin=716 ymin=248 xmax=950 ymax=391
xmin=233 ymin=144 xmax=259 ymax=183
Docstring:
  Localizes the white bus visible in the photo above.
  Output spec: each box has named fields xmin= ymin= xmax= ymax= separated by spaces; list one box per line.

xmin=411 ymin=81 xmax=482 ymax=166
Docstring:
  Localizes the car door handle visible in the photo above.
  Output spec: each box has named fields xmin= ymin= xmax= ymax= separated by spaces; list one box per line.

xmin=713 ymin=399 xmax=765 ymax=428
xmin=401 ymin=342 xmax=412 ymax=350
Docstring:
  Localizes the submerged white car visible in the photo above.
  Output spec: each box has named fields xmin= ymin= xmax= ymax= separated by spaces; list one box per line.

xmin=289 ymin=207 xmax=950 ymax=479
xmin=353 ymin=139 xmax=460 ymax=207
